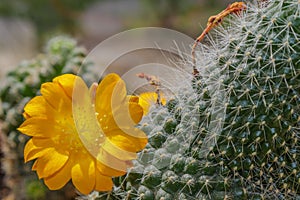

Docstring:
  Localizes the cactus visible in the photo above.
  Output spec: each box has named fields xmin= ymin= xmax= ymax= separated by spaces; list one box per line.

xmin=94 ymin=0 xmax=300 ymax=199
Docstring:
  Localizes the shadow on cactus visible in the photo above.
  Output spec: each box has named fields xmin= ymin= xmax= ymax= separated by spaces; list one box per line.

xmin=94 ymin=0 xmax=299 ymax=199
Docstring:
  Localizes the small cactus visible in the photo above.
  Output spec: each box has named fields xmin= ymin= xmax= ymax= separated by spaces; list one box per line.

xmin=97 ymin=0 xmax=300 ymax=199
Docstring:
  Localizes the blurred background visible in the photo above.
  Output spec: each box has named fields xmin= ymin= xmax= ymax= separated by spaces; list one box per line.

xmin=0 ymin=0 xmax=234 ymax=82
xmin=0 ymin=0 xmax=235 ymax=199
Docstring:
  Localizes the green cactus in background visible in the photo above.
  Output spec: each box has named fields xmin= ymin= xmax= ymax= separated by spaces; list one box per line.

xmin=95 ymin=0 xmax=300 ymax=199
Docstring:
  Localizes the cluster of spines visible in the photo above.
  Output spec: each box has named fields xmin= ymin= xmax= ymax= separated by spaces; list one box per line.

xmin=192 ymin=0 xmax=300 ymax=199
xmin=96 ymin=0 xmax=299 ymax=199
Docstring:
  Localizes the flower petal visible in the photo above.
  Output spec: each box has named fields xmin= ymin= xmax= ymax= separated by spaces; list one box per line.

xmin=139 ymin=92 xmax=167 ymax=115
xmin=43 ymin=157 xmax=73 ymax=190
xmin=94 ymin=170 xmax=113 ymax=191
xmin=111 ymin=102 xmax=144 ymax=128
xmin=101 ymin=137 xmax=137 ymax=161
xmin=33 ymin=149 xmax=69 ymax=178
xmin=138 ymin=92 xmax=157 ymax=115
xmin=96 ymin=160 xmax=126 ymax=177
xmin=18 ymin=118 xmax=58 ymax=138
xmin=71 ymin=153 xmax=96 ymax=195
xmin=24 ymin=139 xmax=54 ymax=162
xmin=96 ymin=148 xmax=130 ymax=173
xmin=40 ymin=82 xmax=71 ymax=112
xmin=128 ymin=95 xmax=139 ymax=103
xmin=23 ymin=112 xmax=31 ymax=119
xmin=72 ymin=76 xmax=104 ymax=150
xmin=23 ymin=96 xmax=54 ymax=119
xmin=106 ymin=128 xmax=148 ymax=153
xmin=102 ymin=101 xmax=144 ymax=134
xmin=95 ymin=73 xmax=127 ymax=114
xmin=53 ymin=74 xmax=76 ymax=99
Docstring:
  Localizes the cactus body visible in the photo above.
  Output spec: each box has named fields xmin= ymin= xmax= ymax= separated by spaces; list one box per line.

xmin=97 ymin=0 xmax=300 ymax=199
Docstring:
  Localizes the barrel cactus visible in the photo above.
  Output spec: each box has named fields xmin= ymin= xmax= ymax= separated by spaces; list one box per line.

xmin=93 ymin=0 xmax=300 ymax=199
xmin=89 ymin=0 xmax=299 ymax=199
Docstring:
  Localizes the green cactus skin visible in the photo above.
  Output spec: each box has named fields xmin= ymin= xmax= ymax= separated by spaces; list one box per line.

xmin=95 ymin=0 xmax=300 ymax=199
xmin=194 ymin=0 xmax=300 ymax=198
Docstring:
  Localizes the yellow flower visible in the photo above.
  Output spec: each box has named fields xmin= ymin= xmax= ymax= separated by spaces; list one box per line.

xmin=18 ymin=73 xmax=147 ymax=195
xmin=138 ymin=92 xmax=166 ymax=115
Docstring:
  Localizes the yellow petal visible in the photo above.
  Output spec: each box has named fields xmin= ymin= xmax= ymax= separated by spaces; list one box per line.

xmin=96 ymin=148 xmax=130 ymax=174
xmin=89 ymin=82 xmax=98 ymax=105
xmin=24 ymin=139 xmax=54 ymax=162
xmin=72 ymin=76 xmax=104 ymax=151
xmin=44 ymin=157 xmax=73 ymax=190
xmin=53 ymin=74 xmax=76 ymax=99
xmin=40 ymin=82 xmax=71 ymax=112
xmin=139 ymin=92 xmax=167 ymax=115
xmin=96 ymin=159 xmax=127 ymax=177
xmin=127 ymin=101 xmax=144 ymax=124
xmin=112 ymin=102 xmax=144 ymax=127
xmin=33 ymin=149 xmax=69 ymax=178
xmin=23 ymin=96 xmax=54 ymax=119
xmin=18 ymin=118 xmax=57 ymax=138
xmin=94 ymin=170 xmax=113 ymax=191
xmin=71 ymin=153 xmax=96 ymax=195
xmin=32 ymin=159 xmax=38 ymax=170
xmin=95 ymin=73 xmax=127 ymax=114
xmin=106 ymin=128 xmax=148 ymax=153
xmin=139 ymin=92 xmax=156 ymax=114
xmin=23 ymin=112 xmax=31 ymax=119
xmin=101 ymin=137 xmax=137 ymax=161
xmin=128 ymin=95 xmax=139 ymax=103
